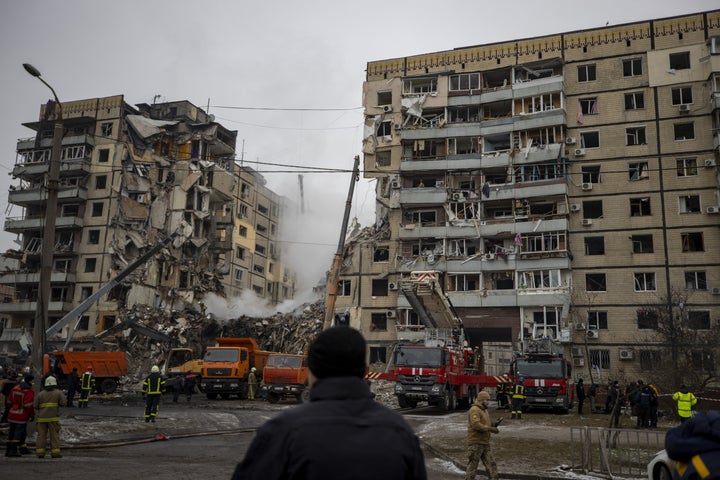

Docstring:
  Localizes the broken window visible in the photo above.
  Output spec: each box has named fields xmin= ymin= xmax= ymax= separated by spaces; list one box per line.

xmin=377 ymin=121 xmax=392 ymax=137
xmin=87 ymin=230 xmax=100 ymax=245
xmin=256 ymin=224 xmax=267 ymax=233
xmin=239 ymin=226 xmax=247 ymax=237
xmin=408 ymin=210 xmax=436 ymax=226
xmin=449 ymin=73 xmax=480 ymax=92
xmin=238 ymin=204 xmax=249 ymax=218
xmin=373 ymin=247 xmax=389 ymax=262
xmin=579 ymin=131 xmax=599 ymax=148
xmin=519 ymin=270 xmax=561 ymax=289
xmin=577 ymin=64 xmax=597 ymax=82
xmin=80 ymin=287 xmax=93 ymax=301
xmin=631 ymin=235 xmax=653 ymax=253
xmin=375 ymin=150 xmax=391 ymax=167
xmin=579 ymin=98 xmax=599 ymax=115
xmin=256 ymin=244 xmax=266 ymax=255
xmin=674 ymin=122 xmax=695 ymax=141
xmin=448 ymin=274 xmax=480 ymax=292
xmin=582 ymin=200 xmax=603 ymax=219
xmin=637 ymin=309 xmax=658 ymax=329
xmin=253 ymin=264 xmax=265 ymax=275
xmin=377 ymin=91 xmax=392 ymax=106
xmin=91 ymin=202 xmax=104 ymax=217
xmin=402 ymin=76 xmax=438 ymax=95
xmin=338 ymin=280 xmax=351 ymax=297
xmin=98 ymin=149 xmax=110 ymax=163
xmin=676 ymin=158 xmax=698 ymax=177
xmin=622 ymin=58 xmax=642 ymax=77
xmin=95 ymin=175 xmax=107 ymax=190
xmin=681 ymin=232 xmax=704 ymax=252
xmin=62 ymin=204 xmax=80 ymax=217
xmin=626 ymin=126 xmax=646 ymax=145
xmin=370 ymin=313 xmax=388 ymax=332
xmin=84 ymin=258 xmax=97 ymax=273
xmin=234 ymin=269 xmax=243 ymax=281
xmin=671 ymin=86 xmax=693 ymax=105
xmin=587 ymin=311 xmax=608 ymax=329
xmin=54 ymin=259 xmax=71 ymax=272
xmin=78 ymin=316 xmax=90 ymax=331
xmin=585 ymin=273 xmax=607 ymax=292
xmin=179 ymin=270 xmax=190 ymax=288
xmin=371 ymin=279 xmax=389 ymax=297
xmin=688 ymin=311 xmax=711 ymax=330
xmin=370 ymin=347 xmax=387 ymax=364
xmin=252 ymin=285 xmax=264 ymax=295
xmin=634 ymin=272 xmax=656 ymax=291
xmin=624 ymin=92 xmax=644 ymax=110
xmin=584 ymin=237 xmax=605 ymax=255
xmin=679 ymin=195 xmax=701 ymax=213
xmin=630 ymin=197 xmax=651 ymax=216
xmin=101 ymin=122 xmax=113 ymax=137
xmin=258 ymin=204 xmax=269 ymax=215
xmin=103 ymin=315 xmax=116 ymax=331
xmin=581 ymin=166 xmax=601 ymax=184
xmin=521 ymin=232 xmax=565 ymax=253
xmin=685 ymin=271 xmax=707 ymax=290
xmin=241 ymin=183 xmax=250 ymax=198
xmin=669 ymin=52 xmax=691 ymax=70
xmin=628 ymin=162 xmax=649 ymax=181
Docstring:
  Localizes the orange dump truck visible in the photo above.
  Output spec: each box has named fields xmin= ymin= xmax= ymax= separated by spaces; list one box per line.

xmin=262 ymin=353 xmax=309 ymax=403
xmin=43 ymin=351 xmax=128 ymax=394
xmin=200 ymin=337 xmax=271 ymax=400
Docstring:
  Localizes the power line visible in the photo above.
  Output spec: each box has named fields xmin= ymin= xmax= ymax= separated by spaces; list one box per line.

xmin=211 ymin=105 xmax=363 ymax=112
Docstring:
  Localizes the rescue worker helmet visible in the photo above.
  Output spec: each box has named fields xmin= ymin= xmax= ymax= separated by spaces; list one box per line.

xmin=45 ymin=376 xmax=57 ymax=387
xmin=86 ymin=366 xmax=93 ymax=372
xmin=518 ymin=377 xmax=525 ymax=382
xmin=151 ymin=365 xmax=160 ymax=373
xmin=251 ymin=367 xmax=257 ymax=372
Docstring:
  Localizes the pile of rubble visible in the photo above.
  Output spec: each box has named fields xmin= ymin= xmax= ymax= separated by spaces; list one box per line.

xmin=105 ymin=299 xmax=326 ymax=391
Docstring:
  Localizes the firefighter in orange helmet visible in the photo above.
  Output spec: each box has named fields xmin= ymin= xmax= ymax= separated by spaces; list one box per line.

xmin=79 ymin=366 xmax=95 ymax=408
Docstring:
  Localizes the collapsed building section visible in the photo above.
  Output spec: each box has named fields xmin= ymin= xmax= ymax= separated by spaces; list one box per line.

xmin=0 ymin=96 xmax=296 ymax=354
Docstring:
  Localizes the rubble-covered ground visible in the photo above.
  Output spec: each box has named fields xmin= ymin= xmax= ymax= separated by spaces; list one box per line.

xmin=108 ymin=299 xmax=327 ymax=390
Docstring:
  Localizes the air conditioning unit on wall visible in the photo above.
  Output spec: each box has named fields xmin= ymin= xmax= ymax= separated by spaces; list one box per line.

xmin=679 ymin=104 xmax=690 ymax=113
xmin=581 ymin=218 xmax=593 ymax=226
xmin=586 ymin=329 xmax=599 ymax=339
xmin=581 ymin=182 xmax=593 ymax=191
xmin=707 ymin=206 xmax=720 ymax=214
xmin=565 ymin=137 xmax=576 ymax=145
xmin=573 ymin=358 xmax=585 ymax=367
xmin=382 ymin=105 xmax=393 ymax=113
xmin=574 ymin=148 xmax=586 ymax=157
xmin=570 ymin=204 xmax=581 ymax=212
xmin=574 ymin=323 xmax=585 ymax=331
xmin=388 ymin=282 xmax=398 ymax=291
xmin=619 ymin=349 xmax=634 ymax=360
xmin=386 ymin=310 xmax=396 ymax=318
xmin=704 ymin=158 xmax=717 ymax=168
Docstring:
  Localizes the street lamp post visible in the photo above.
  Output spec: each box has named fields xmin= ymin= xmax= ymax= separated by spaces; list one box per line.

xmin=23 ymin=63 xmax=62 ymax=390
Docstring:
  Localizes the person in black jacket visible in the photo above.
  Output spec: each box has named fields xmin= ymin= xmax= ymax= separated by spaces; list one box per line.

xmin=66 ymin=367 xmax=79 ymax=407
xmin=665 ymin=410 xmax=720 ymax=479
xmin=232 ymin=327 xmax=427 ymax=480
xmin=576 ymin=379 xmax=586 ymax=415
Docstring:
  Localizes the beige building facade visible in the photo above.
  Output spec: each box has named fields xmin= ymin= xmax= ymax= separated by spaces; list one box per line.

xmin=346 ymin=10 xmax=720 ymax=383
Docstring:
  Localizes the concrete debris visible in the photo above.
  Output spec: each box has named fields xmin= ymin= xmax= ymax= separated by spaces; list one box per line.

xmin=107 ymin=300 xmax=326 ymax=392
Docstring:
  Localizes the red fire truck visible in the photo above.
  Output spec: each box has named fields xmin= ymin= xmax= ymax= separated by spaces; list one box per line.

xmin=392 ymin=329 xmax=510 ymax=410
xmin=511 ymin=337 xmax=574 ymax=413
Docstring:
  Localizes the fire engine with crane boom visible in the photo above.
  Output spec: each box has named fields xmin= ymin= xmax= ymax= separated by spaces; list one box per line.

xmin=387 ymin=270 xmax=511 ymax=411
xmin=510 ymin=332 xmax=574 ymax=413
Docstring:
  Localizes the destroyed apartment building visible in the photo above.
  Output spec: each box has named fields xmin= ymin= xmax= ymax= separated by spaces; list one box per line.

xmin=0 ymin=95 xmax=297 ymax=354
xmin=333 ymin=9 xmax=720 ymax=383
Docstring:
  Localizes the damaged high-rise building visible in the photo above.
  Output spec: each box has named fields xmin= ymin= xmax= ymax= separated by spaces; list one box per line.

xmin=0 ymin=95 xmax=296 ymax=350
xmin=338 ymin=9 xmax=720 ymax=381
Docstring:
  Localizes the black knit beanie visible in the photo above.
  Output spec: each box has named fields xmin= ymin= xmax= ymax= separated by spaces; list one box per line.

xmin=308 ymin=327 xmax=366 ymax=379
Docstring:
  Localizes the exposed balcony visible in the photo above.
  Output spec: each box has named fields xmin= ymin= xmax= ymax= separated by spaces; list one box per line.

xmin=399 ymin=187 xmax=448 ymax=206
xmin=4 ymin=215 xmax=84 ymax=233
xmin=0 ymin=270 xmax=76 ymax=285
xmin=8 ymin=185 xmax=87 ymax=207
xmin=0 ymin=300 xmax=74 ymax=314
xmin=399 ymin=217 xmax=568 ymax=240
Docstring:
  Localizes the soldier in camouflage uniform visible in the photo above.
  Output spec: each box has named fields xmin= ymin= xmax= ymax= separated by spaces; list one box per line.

xmin=466 ymin=390 xmax=500 ymax=480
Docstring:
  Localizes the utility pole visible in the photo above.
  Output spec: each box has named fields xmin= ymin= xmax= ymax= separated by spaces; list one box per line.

xmin=23 ymin=63 xmax=63 ymax=391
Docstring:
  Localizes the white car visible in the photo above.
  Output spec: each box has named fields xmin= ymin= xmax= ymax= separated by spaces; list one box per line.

xmin=647 ymin=450 xmax=675 ymax=480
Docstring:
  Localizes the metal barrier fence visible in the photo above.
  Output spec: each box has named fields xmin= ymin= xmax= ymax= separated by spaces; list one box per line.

xmin=570 ymin=427 xmax=665 ymax=478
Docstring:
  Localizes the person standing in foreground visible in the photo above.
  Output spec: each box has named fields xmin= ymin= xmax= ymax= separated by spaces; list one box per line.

xmin=665 ymin=410 xmax=720 ymax=480
xmin=576 ymin=379 xmax=586 ymax=415
xmin=672 ymin=385 xmax=697 ymax=423
xmin=5 ymin=375 xmax=34 ymax=457
xmin=66 ymin=367 xmax=79 ymax=408
xmin=232 ymin=326 xmax=427 ymax=480
xmin=142 ymin=365 xmax=166 ymax=423
xmin=247 ymin=367 xmax=257 ymax=400
xmin=79 ymin=366 xmax=94 ymax=408
xmin=465 ymin=390 xmax=500 ymax=480
xmin=34 ymin=375 xmax=66 ymax=458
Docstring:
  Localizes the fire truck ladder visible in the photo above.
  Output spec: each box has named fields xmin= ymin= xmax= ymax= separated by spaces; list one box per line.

xmin=399 ymin=271 xmax=462 ymax=330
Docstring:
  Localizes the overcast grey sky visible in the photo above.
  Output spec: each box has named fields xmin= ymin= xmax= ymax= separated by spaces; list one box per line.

xmin=1 ymin=1 xmax=717 ymax=297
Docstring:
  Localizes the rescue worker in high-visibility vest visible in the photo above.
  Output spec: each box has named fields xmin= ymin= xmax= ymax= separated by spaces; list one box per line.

xmin=79 ymin=366 xmax=95 ymax=408
xmin=34 ymin=375 xmax=66 ymax=458
xmin=511 ymin=377 xmax=525 ymax=419
xmin=143 ymin=365 xmax=166 ymax=422
xmin=672 ymin=385 xmax=697 ymax=423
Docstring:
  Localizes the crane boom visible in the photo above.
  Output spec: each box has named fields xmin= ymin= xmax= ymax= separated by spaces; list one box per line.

xmin=323 ymin=155 xmax=360 ymax=330
xmin=46 ymin=227 xmax=186 ymax=341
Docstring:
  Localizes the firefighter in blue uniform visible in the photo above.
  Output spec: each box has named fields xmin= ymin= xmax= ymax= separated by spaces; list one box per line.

xmin=511 ymin=377 xmax=525 ymax=419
